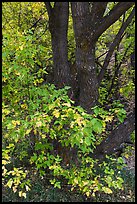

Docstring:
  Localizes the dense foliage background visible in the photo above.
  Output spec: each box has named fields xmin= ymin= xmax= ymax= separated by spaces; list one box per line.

xmin=2 ymin=2 xmax=135 ymax=202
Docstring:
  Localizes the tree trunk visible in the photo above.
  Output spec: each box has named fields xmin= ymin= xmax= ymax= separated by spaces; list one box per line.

xmin=45 ymin=2 xmax=70 ymax=88
xmin=45 ymin=2 xmax=135 ymax=161
xmin=71 ymin=2 xmax=99 ymax=112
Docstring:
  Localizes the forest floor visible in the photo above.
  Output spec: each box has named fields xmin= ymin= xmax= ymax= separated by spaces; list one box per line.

xmin=2 ymin=150 xmax=135 ymax=202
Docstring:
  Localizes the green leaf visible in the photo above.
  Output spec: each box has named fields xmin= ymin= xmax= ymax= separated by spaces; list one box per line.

xmin=91 ymin=118 xmax=103 ymax=133
xmin=117 ymin=157 xmax=124 ymax=164
xmin=85 ymin=137 xmax=91 ymax=146
xmin=54 ymin=181 xmax=61 ymax=189
xmin=31 ymin=153 xmax=37 ymax=162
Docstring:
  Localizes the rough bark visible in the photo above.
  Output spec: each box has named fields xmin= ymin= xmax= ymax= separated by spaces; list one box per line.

xmin=71 ymin=2 xmax=99 ymax=112
xmin=45 ymin=2 xmax=70 ymax=88
xmin=92 ymin=110 xmax=135 ymax=160
xmin=90 ymin=2 xmax=108 ymax=27
xmin=94 ymin=2 xmax=134 ymax=41
xmin=44 ymin=2 xmax=135 ymax=161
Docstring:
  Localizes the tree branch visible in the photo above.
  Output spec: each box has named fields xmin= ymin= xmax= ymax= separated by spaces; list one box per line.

xmin=92 ymin=110 xmax=135 ymax=161
xmin=107 ymin=42 xmax=132 ymax=97
xmin=98 ymin=7 xmax=135 ymax=84
xmin=94 ymin=2 xmax=134 ymax=40
xmin=90 ymin=2 xmax=108 ymax=26
xmin=44 ymin=2 xmax=52 ymax=17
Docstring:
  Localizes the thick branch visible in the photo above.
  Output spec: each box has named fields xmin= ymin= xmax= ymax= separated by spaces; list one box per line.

xmin=90 ymin=2 xmax=108 ymax=26
xmin=44 ymin=2 xmax=52 ymax=17
xmin=94 ymin=2 xmax=134 ymax=40
xmin=92 ymin=110 xmax=135 ymax=161
xmin=98 ymin=7 xmax=135 ymax=84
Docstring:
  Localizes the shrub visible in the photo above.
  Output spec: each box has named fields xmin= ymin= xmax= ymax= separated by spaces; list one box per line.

xmin=2 ymin=31 xmax=128 ymax=199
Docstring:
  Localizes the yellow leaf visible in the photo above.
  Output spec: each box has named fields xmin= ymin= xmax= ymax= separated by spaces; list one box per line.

xmin=114 ymin=109 xmax=119 ymax=114
xmin=86 ymin=191 xmax=90 ymax=197
xmin=33 ymin=129 xmax=37 ymax=135
xmin=105 ymin=115 xmax=114 ymax=122
xmin=11 ymin=120 xmax=16 ymax=126
xmin=2 ymin=77 xmax=7 ymax=82
xmin=102 ymin=121 xmax=106 ymax=128
xmin=15 ymin=71 xmax=21 ymax=76
xmin=19 ymin=45 xmax=24 ymax=50
xmin=52 ymin=109 xmax=60 ymax=118
xmin=2 ymin=166 xmax=7 ymax=176
xmin=25 ymin=185 xmax=30 ymax=191
xmin=13 ymin=186 xmax=17 ymax=193
xmin=102 ymin=187 xmax=112 ymax=194
xmin=92 ymin=192 xmax=96 ymax=197
xmin=6 ymin=179 xmax=13 ymax=188
xmin=48 ymin=104 xmax=55 ymax=110
xmin=3 ymin=108 xmax=10 ymax=115
xmin=26 ymin=129 xmax=31 ymax=135
xmin=71 ymin=187 xmax=74 ymax=191
xmin=2 ymin=160 xmax=7 ymax=165
xmin=70 ymin=122 xmax=75 ymax=128
xmin=62 ymin=102 xmax=71 ymax=107
xmin=82 ymin=181 xmax=89 ymax=186
xmin=19 ymin=191 xmax=22 ymax=197
xmin=76 ymin=117 xmax=83 ymax=126
xmin=41 ymin=134 xmax=46 ymax=139
xmin=80 ymin=138 xmax=83 ymax=143
xmin=16 ymin=121 xmax=20 ymax=125
xmin=36 ymin=121 xmax=43 ymax=127
xmin=73 ymin=178 xmax=78 ymax=184
xmin=124 ymin=154 xmax=129 ymax=159
xmin=21 ymin=103 xmax=28 ymax=109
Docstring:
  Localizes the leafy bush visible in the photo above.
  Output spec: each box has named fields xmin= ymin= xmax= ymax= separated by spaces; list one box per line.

xmin=2 ymin=31 xmax=128 ymax=199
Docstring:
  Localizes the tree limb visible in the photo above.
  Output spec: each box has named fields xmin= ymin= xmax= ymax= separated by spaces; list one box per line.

xmin=107 ymin=41 xmax=132 ymax=97
xmin=94 ymin=2 xmax=134 ymax=40
xmin=92 ymin=110 xmax=135 ymax=161
xmin=90 ymin=2 xmax=108 ymax=26
xmin=44 ymin=2 xmax=52 ymax=17
xmin=98 ymin=7 xmax=135 ymax=84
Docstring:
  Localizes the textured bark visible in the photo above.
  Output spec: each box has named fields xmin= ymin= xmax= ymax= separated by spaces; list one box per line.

xmin=45 ymin=2 xmax=134 ymax=112
xmin=90 ymin=2 xmax=108 ymax=27
xmin=45 ymin=2 xmax=70 ymax=88
xmin=94 ymin=2 xmax=134 ymax=40
xmin=45 ymin=2 xmax=135 ymax=160
xmin=71 ymin=2 xmax=99 ymax=112
xmin=92 ymin=110 xmax=135 ymax=160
